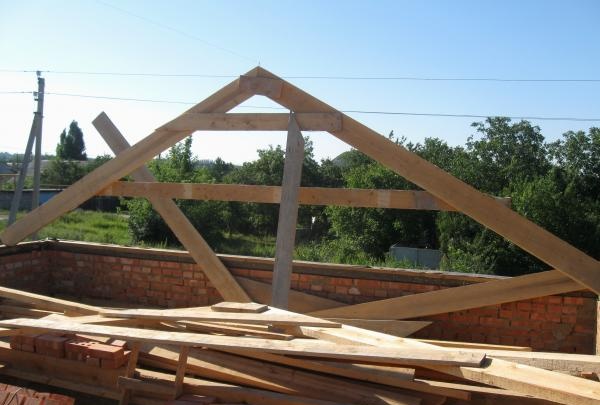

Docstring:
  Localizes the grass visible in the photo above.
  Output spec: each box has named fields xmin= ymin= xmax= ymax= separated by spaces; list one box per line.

xmin=0 ymin=209 xmax=422 ymax=269
xmin=216 ymin=233 xmax=276 ymax=257
xmin=0 ymin=209 xmax=132 ymax=245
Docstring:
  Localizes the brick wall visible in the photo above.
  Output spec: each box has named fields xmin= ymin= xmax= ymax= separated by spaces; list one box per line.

xmin=0 ymin=240 xmax=597 ymax=353
xmin=0 ymin=242 xmax=50 ymax=293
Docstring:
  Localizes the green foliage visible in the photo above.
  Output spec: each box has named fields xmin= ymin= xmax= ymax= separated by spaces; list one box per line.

xmin=56 ymin=121 xmax=87 ymax=160
xmin=125 ymin=137 xmax=226 ymax=247
xmin=41 ymin=159 xmax=86 ymax=186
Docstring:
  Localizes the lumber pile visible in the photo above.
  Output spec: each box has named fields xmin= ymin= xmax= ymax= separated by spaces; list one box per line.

xmin=0 ymin=290 xmax=599 ymax=405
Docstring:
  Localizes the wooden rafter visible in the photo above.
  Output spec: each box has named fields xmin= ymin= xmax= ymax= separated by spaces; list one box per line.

xmin=244 ymin=67 xmax=600 ymax=294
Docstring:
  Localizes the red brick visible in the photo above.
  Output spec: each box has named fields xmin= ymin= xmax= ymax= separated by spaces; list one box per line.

xmin=35 ymin=334 xmax=68 ymax=351
xmin=65 ymin=340 xmax=95 ymax=355
xmin=563 ymin=296 xmax=584 ymax=305
xmin=88 ymin=343 xmax=124 ymax=360
xmin=100 ymin=350 xmax=130 ymax=369
xmin=547 ymin=296 xmax=563 ymax=304
xmin=562 ymin=305 xmax=578 ymax=314
xmin=86 ymin=356 xmax=101 ymax=367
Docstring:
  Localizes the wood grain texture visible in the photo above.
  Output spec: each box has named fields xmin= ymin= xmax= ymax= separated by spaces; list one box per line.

xmin=310 ymin=270 xmax=582 ymax=319
xmin=271 ymin=114 xmax=304 ymax=309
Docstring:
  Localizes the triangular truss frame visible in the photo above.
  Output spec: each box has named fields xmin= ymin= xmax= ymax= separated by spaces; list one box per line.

xmin=2 ymin=66 xmax=598 ymax=319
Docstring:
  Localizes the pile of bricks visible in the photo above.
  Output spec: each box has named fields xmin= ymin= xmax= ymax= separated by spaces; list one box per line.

xmin=0 ymin=384 xmax=74 ymax=405
xmin=10 ymin=334 xmax=130 ymax=369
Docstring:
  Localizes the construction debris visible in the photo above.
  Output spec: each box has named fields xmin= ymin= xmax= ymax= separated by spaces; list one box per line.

xmin=0 ymin=290 xmax=598 ymax=405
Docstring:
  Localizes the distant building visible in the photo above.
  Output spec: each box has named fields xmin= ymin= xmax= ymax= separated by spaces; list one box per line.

xmin=0 ymin=162 xmax=17 ymax=185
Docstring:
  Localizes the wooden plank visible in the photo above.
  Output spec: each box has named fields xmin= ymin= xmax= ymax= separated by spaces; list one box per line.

xmin=98 ymin=182 xmax=513 ymax=211
xmin=0 ymin=367 xmax=120 ymax=400
xmin=431 ymin=358 xmax=600 ymax=405
xmin=139 ymin=368 xmax=349 ymax=405
xmin=119 ymin=341 xmax=141 ymax=405
xmin=238 ymin=75 xmax=283 ymax=98
xmin=141 ymin=345 xmax=424 ymax=405
xmin=211 ymin=302 xmax=268 ymax=313
xmin=247 ymin=67 xmax=600 ymax=293
xmin=416 ymin=339 xmax=531 ymax=352
xmin=225 ymin=349 xmax=469 ymax=400
xmin=299 ymin=324 xmax=600 ymax=405
xmin=0 ymin=68 xmax=254 ymax=246
xmin=0 ymin=318 xmax=486 ymax=367
xmin=0 ymin=304 xmax=58 ymax=318
xmin=164 ymin=112 xmax=342 ymax=132
xmin=231 ymin=277 xmax=344 ymax=313
xmin=326 ymin=319 xmax=431 ymax=337
xmin=101 ymin=307 xmax=341 ymax=327
xmin=118 ymin=376 xmax=173 ymax=396
xmin=310 ymin=270 xmax=582 ymax=319
xmin=272 ymin=114 xmax=304 ymax=309
xmin=174 ymin=346 xmax=190 ymax=398
xmin=92 ymin=112 xmax=250 ymax=302
xmin=0 ymin=285 xmax=105 ymax=315
xmin=180 ymin=320 xmax=295 ymax=340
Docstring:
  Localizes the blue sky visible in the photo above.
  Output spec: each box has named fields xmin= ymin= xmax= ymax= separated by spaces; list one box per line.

xmin=1 ymin=1 xmax=599 ymax=164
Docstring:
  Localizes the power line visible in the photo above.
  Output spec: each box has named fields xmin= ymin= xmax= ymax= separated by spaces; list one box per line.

xmin=35 ymin=91 xmax=600 ymax=122
xmin=0 ymin=91 xmax=32 ymax=94
xmin=2 ymin=68 xmax=600 ymax=83
xmin=93 ymin=0 xmax=257 ymax=64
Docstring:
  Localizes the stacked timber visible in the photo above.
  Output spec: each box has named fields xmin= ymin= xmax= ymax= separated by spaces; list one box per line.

xmin=0 ymin=287 xmax=599 ymax=404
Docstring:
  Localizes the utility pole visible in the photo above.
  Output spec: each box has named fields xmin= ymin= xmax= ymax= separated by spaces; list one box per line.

xmin=8 ymin=72 xmax=45 ymax=228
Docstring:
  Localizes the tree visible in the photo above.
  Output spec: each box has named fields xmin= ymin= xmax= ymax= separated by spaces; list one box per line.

xmin=126 ymin=137 xmax=226 ymax=247
xmin=56 ymin=121 xmax=87 ymax=160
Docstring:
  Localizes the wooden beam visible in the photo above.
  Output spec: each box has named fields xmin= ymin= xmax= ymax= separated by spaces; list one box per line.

xmin=101 ymin=307 xmax=341 ymax=327
xmin=174 ymin=346 xmax=190 ymax=398
xmin=247 ymin=67 xmax=600 ymax=293
xmin=92 ymin=112 xmax=250 ymax=302
xmin=211 ymin=302 xmax=268 ymax=313
xmin=164 ymin=113 xmax=342 ymax=132
xmin=297 ymin=324 xmax=600 ymax=405
xmin=224 ymin=349 xmax=469 ymax=400
xmin=141 ymin=346 xmax=424 ymax=405
xmin=119 ymin=341 xmax=141 ymax=405
xmin=0 ymin=67 xmax=254 ymax=246
xmin=272 ymin=114 xmax=304 ymax=309
xmin=431 ymin=359 xmax=600 ymax=405
xmin=98 ymin=181 xmax=510 ymax=211
xmin=236 ymin=277 xmax=344 ymax=313
xmin=0 ymin=318 xmax=486 ymax=367
xmin=325 ymin=319 xmax=431 ymax=337
xmin=310 ymin=270 xmax=582 ymax=319
xmin=179 ymin=320 xmax=295 ymax=340
xmin=0 ymin=285 xmax=105 ymax=315
xmin=138 ymin=368 xmax=349 ymax=405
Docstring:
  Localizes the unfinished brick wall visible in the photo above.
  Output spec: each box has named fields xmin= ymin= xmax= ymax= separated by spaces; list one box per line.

xmin=0 ymin=242 xmax=51 ymax=293
xmin=0 ymin=240 xmax=597 ymax=353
